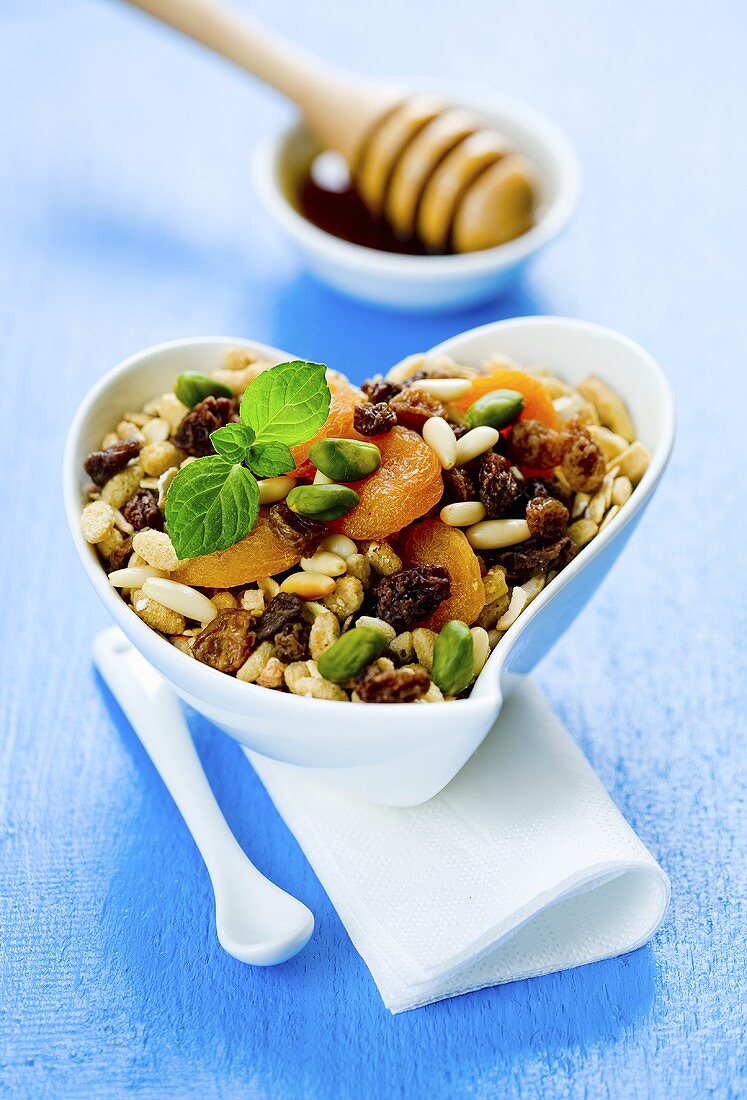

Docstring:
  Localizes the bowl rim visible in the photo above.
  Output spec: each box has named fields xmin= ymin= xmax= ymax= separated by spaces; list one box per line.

xmin=63 ymin=318 xmax=674 ymax=717
xmin=253 ymin=82 xmax=582 ymax=278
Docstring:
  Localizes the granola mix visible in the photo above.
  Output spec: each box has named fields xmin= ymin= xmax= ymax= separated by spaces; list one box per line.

xmin=80 ymin=347 xmax=649 ymax=702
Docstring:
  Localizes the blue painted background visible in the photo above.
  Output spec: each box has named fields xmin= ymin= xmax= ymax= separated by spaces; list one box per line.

xmin=1 ymin=1 xmax=745 ymax=1096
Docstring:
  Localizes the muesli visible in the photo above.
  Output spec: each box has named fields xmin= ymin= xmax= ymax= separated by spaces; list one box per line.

xmin=80 ymin=347 xmax=649 ymax=702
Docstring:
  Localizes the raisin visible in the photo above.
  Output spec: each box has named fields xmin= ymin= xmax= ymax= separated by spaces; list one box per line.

xmin=121 ymin=488 xmax=164 ymax=532
xmin=362 ymin=378 xmax=402 ymax=404
xmin=83 ymin=440 xmax=140 ymax=487
xmin=192 ymin=610 xmax=255 ymax=673
xmin=561 ymin=430 xmax=606 ymax=492
xmin=521 ymin=476 xmax=573 ymax=510
xmin=388 ymin=389 xmax=445 ymax=431
xmin=106 ymin=534 xmax=133 ymax=573
xmin=526 ymin=495 xmax=569 ymax=539
xmin=507 ymin=419 xmax=566 ymax=470
xmin=490 ymin=537 xmax=577 ymax=585
xmin=354 ymin=664 xmax=430 ymax=703
xmin=353 ymin=402 xmax=398 ymax=436
xmin=274 ymin=619 xmax=310 ymax=662
xmin=267 ymin=501 xmax=325 ymax=553
xmin=172 ymin=396 xmax=235 ymax=457
xmin=375 ymin=566 xmax=451 ymax=633
xmin=254 ymin=592 xmax=305 ymax=644
xmin=478 ymin=453 xmax=520 ymax=518
xmin=442 ymin=465 xmax=477 ymax=504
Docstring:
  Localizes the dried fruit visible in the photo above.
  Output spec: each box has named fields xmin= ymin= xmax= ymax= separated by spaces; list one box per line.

xmin=441 ymin=464 xmax=477 ymax=504
xmin=453 ymin=367 xmax=557 ymax=428
xmin=431 ymin=620 xmax=474 ymax=696
xmin=254 ymin=592 xmax=304 ymax=644
xmin=465 ymin=389 xmax=524 ymax=430
xmin=309 ymin=438 xmax=382 ymax=481
xmin=173 ymin=511 xmax=302 ymax=587
xmin=489 ymin=536 xmax=576 ymax=585
xmin=268 ymin=501 xmax=325 ymax=553
xmin=561 ymin=430 xmax=607 ymax=491
xmin=526 ymin=495 xmax=569 ymax=539
xmin=329 ymin=426 xmax=442 ymax=540
xmin=508 ymin=419 xmax=566 ymax=470
xmin=353 ymin=402 xmax=398 ymax=436
xmin=172 ymin=396 xmax=236 ymax=457
xmin=192 ymin=610 xmax=255 ymax=673
xmin=317 ymin=625 xmax=390 ymax=683
xmin=478 ymin=453 xmax=520 ymax=518
xmin=287 ymin=483 xmax=360 ymax=522
xmin=375 ymin=565 xmax=451 ymax=633
xmin=354 ymin=664 xmax=430 ymax=703
xmin=122 ymin=488 xmax=164 ymax=532
xmin=106 ymin=534 xmax=134 ymax=573
xmin=398 ymin=519 xmax=485 ymax=630
xmin=274 ymin=619 xmax=311 ymax=662
xmin=84 ymin=440 xmax=140 ymax=487
xmin=388 ymin=388 xmax=445 ymax=431
xmin=362 ymin=378 xmax=402 ymax=404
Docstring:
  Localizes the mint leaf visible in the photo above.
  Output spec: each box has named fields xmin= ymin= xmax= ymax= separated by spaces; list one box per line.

xmin=247 ymin=441 xmax=295 ymax=478
xmin=165 ymin=456 xmax=259 ymax=559
xmin=211 ymin=422 xmax=254 ymax=464
xmin=242 ymin=360 xmax=330 ymax=446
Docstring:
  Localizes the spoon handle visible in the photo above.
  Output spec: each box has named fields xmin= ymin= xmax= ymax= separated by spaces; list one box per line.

xmin=92 ymin=626 xmax=314 ymax=966
xmin=121 ymin=0 xmax=399 ymax=162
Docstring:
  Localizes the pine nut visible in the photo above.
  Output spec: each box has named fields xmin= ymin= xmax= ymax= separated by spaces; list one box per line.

xmin=142 ymin=578 xmax=218 ymax=623
xmin=109 ymin=565 xmax=166 ymax=589
xmin=454 ymin=426 xmax=500 ymax=464
xmin=495 ymin=586 xmax=529 ymax=630
xmin=313 ymin=469 xmax=334 ymax=485
xmin=598 ymin=504 xmax=620 ymax=532
xmin=422 ymin=416 xmax=457 ymax=469
xmin=320 ymin=533 xmax=357 ymax=559
xmin=256 ymin=576 xmax=280 ymax=599
xmin=440 ymin=501 xmax=486 ymax=527
xmin=471 ymin=627 xmax=490 ymax=676
xmin=280 ymin=572 xmax=337 ymax=599
xmin=301 ymin=550 xmax=347 ymax=577
xmin=466 ymin=519 xmax=530 ymax=550
xmin=410 ymin=378 xmax=472 ymax=400
xmin=258 ymin=475 xmax=295 ymax=504
xmin=611 ymin=476 xmax=632 ymax=506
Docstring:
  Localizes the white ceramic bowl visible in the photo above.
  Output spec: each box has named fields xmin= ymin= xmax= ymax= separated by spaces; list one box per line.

xmin=253 ymin=83 xmax=581 ymax=312
xmin=64 ymin=319 xmax=674 ymax=806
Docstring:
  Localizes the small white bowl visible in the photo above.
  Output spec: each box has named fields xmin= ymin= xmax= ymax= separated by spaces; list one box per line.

xmin=64 ymin=319 xmax=673 ymax=807
xmin=253 ymin=82 xmax=581 ymax=312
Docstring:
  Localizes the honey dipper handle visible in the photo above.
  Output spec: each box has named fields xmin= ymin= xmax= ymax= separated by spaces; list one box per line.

xmin=122 ymin=0 xmax=401 ymax=163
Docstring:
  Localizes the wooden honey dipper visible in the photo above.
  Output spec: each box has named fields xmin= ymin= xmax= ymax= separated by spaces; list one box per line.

xmin=125 ymin=0 xmax=537 ymax=253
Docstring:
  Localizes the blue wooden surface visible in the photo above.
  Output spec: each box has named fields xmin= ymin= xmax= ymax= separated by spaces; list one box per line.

xmin=1 ymin=1 xmax=745 ymax=1096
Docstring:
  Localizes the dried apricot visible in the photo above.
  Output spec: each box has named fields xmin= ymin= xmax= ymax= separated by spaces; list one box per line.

xmin=398 ymin=519 xmax=485 ymax=630
xmin=329 ymin=426 xmax=443 ymax=540
xmin=453 ymin=367 xmax=557 ymax=428
xmin=291 ymin=371 xmax=367 ymax=477
xmin=173 ymin=510 xmax=302 ymax=588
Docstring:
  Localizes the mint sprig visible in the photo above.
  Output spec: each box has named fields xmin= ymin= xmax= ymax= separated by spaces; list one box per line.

xmin=242 ymin=360 xmax=330 ymax=446
xmin=165 ymin=360 xmax=331 ymax=559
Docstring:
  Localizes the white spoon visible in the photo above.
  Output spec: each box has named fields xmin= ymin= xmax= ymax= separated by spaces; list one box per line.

xmin=93 ymin=626 xmax=314 ymax=965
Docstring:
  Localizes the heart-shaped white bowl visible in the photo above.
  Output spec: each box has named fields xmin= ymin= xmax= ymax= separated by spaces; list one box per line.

xmin=64 ymin=319 xmax=674 ymax=806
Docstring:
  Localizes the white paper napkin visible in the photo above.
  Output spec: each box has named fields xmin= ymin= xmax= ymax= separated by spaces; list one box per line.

xmin=245 ymin=676 xmax=669 ymax=1013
